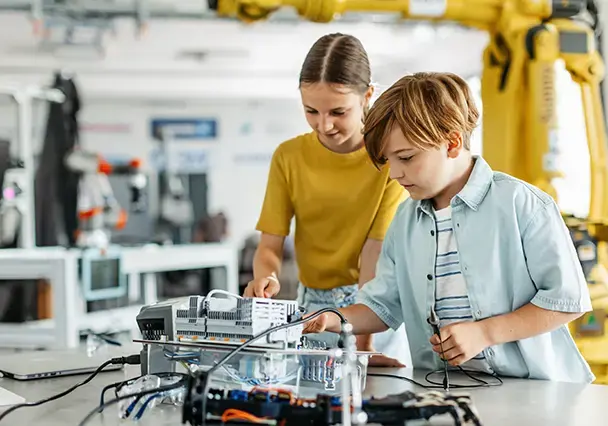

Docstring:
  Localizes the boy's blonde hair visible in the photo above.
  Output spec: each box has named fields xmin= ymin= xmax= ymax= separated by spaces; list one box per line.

xmin=364 ymin=72 xmax=480 ymax=167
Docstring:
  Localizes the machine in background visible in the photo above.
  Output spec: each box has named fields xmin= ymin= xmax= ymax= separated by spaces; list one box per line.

xmin=65 ymin=148 xmax=146 ymax=250
xmin=64 ymin=148 xmax=147 ymax=303
xmin=209 ymin=0 xmax=608 ymax=383
xmin=0 ymin=80 xmax=67 ymax=323
xmin=0 ymin=73 xmax=149 ymax=320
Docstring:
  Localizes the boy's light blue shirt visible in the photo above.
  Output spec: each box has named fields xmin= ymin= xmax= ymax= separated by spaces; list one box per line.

xmin=357 ymin=156 xmax=595 ymax=383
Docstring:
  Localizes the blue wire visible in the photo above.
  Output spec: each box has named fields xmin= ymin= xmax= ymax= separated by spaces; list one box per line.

xmin=124 ymin=395 xmax=142 ymax=418
xmin=133 ymin=393 xmax=163 ymax=420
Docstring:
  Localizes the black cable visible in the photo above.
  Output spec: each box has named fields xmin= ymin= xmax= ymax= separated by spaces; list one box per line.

xmin=99 ymin=374 xmax=144 ymax=410
xmin=81 ymin=328 xmax=123 ymax=347
xmin=98 ymin=371 xmax=186 ymax=413
xmin=0 ymin=354 xmax=141 ymax=423
xmin=369 ymin=367 xmax=503 ymax=390
xmin=425 ymin=367 xmax=503 ymax=388
xmin=191 ymin=307 xmax=347 ymax=426
xmin=78 ymin=373 xmax=189 ymax=426
xmin=457 ymin=366 xmax=502 ymax=386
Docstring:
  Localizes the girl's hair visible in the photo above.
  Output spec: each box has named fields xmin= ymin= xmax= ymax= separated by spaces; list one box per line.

xmin=299 ymin=33 xmax=371 ymax=95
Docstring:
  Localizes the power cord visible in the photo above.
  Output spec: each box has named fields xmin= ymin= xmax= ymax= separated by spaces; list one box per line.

xmin=0 ymin=354 xmax=141 ymax=423
xmin=183 ymin=306 xmax=348 ymax=426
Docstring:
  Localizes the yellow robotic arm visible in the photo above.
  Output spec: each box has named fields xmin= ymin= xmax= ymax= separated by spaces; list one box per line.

xmin=209 ymin=0 xmax=608 ymax=382
xmin=212 ymin=0 xmax=501 ymax=28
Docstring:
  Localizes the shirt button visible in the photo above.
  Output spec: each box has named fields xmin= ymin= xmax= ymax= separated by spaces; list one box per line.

xmin=427 ymin=274 xmax=433 ymax=280
xmin=476 ymin=310 xmax=482 ymax=316
xmin=430 ymin=230 xmax=435 ymax=236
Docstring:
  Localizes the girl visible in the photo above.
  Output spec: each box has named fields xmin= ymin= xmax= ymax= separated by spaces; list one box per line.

xmin=243 ymin=33 xmax=410 ymax=367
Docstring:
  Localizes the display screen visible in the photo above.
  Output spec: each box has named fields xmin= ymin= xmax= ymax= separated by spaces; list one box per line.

xmin=89 ymin=257 xmax=121 ymax=291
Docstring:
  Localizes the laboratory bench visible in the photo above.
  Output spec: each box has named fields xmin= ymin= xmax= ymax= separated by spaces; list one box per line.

xmin=1 ymin=363 xmax=607 ymax=426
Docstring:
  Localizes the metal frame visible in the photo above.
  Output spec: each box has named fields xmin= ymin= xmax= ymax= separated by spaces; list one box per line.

xmin=133 ymin=338 xmax=381 ymax=356
xmin=0 ymin=242 xmax=238 ymax=349
xmin=0 ymin=84 xmax=66 ymax=249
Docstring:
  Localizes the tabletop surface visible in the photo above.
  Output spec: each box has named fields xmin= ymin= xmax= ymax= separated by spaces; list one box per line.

xmin=1 ymin=348 xmax=607 ymax=426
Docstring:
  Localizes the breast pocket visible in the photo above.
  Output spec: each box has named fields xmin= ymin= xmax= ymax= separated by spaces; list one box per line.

xmin=457 ymin=214 xmax=532 ymax=315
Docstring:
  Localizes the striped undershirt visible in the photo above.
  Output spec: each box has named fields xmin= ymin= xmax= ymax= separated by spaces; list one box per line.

xmin=433 ymin=206 xmax=493 ymax=374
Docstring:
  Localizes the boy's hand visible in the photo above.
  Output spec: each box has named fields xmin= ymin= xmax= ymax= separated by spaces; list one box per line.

xmin=305 ymin=315 xmax=405 ymax=367
xmin=302 ymin=312 xmax=329 ymax=334
xmin=356 ymin=334 xmax=374 ymax=352
xmin=368 ymin=354 xmax=406 ymax=368
xmin=429 ymin=321 xmax=492 ymax=366
xmin=243 ymin=276 xmax=280 ymax=298
xmin=302 ymin=311 xmax=348 ymax=335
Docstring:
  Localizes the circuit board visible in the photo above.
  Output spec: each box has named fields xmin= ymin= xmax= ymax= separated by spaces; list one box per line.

xmin=183 ymin=385 xmax=483 ymax=426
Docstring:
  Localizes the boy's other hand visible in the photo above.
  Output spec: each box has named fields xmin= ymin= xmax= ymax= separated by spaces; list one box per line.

xmin=357 ymin=334 xmax=405 ymax=368
xmin=368 ymin=354 xmax=406 ymax=368
xmin=302 ymin=311 xmax=345 ymax=334
xmin=429 ymin=321 xmax=491 ymax=366
xmin=243 ymin=277 xmax=280 ymax=298
xmin=302 ymin=312 xmax=329 ymax=334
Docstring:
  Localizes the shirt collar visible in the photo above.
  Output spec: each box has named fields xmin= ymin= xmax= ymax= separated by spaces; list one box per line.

xmin=416 ymin=155 xmax=493 ymax=218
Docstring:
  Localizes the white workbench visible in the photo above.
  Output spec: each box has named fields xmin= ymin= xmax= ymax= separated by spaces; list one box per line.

xmin=0 ymin=243 xmax=238 ymax=349
xmin=1 ymin=364 xmax=607 ymax=426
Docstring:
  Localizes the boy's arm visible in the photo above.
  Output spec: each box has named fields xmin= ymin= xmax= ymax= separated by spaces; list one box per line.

xmin=484 ymin=199 xmax=589 ymax=340
xmin=432 ymin=200 xmax=591 ymax=364
xmin=306 ymin=304 xmax=390 ymax=335
xmin=481 ymin=303 xmax=581 ymax=346
xmin=523 ymin=200 xmax=592 ymax=314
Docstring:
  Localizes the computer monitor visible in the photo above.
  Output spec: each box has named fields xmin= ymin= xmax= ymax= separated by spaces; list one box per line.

xmin=80 ymin=246 xmax=128 ymax=301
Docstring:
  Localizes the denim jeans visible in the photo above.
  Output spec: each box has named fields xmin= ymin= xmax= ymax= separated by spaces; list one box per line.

xmin=297 ymin=283 xmax=411 ymax=366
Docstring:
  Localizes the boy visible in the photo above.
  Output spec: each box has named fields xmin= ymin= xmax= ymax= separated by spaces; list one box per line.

xmin=303 ymin=72 xmax=595 ymax=382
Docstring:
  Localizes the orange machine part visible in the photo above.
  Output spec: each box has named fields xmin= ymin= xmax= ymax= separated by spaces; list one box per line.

xmin=115 ymin=209 xmax=128 ymax=230
xmin=129 ymin=158 xmax=142 ymax=169
xmin=78 ymin=207 xmax=103 ymax=219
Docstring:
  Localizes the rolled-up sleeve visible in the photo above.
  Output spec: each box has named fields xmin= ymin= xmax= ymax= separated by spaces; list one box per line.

xmin=356 ymin=222 xmax=404 ymax=330
xmin=524 ymin=200 xmax=592 ymax=313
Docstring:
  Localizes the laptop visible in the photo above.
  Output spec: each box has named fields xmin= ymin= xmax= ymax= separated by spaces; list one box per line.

xmin=0 ymin=350 xmax=124 ymax=381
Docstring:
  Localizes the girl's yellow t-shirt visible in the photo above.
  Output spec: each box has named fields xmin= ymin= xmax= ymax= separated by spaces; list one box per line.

xmin=256 ymin=131 xmax=406 ymax=290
